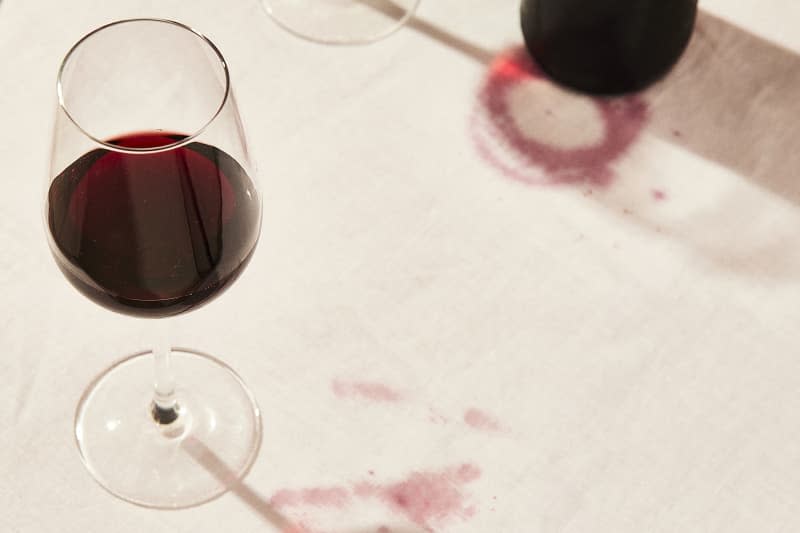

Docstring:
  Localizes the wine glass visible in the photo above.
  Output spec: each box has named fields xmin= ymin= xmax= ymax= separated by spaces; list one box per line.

xmin=262 ymin=0 xmax=421 ymax=45
xmin=46 ymin=19 xmax=262 ymax=508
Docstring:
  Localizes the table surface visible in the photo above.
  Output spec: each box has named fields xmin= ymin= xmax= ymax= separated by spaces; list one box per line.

xmin=3 ymin=1 xmax=800 ymax=531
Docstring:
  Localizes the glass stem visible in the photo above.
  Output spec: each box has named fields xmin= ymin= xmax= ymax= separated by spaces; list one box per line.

xmin=152 ymin=319 xmax=179 ymax=424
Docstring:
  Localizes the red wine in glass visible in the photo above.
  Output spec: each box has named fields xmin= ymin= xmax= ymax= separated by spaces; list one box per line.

xmin=47 ymin=132 xmax=260 ymax=318
xmin=51 ymin=19 xmax=265 ymax=509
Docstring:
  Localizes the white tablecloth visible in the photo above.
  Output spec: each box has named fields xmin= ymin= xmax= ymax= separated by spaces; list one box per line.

xmin=3 ymin=1 xmax=800 ymax=531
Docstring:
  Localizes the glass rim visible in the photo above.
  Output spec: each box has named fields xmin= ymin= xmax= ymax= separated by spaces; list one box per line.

xmin=56 ymin=18 xmax=231 ymax=155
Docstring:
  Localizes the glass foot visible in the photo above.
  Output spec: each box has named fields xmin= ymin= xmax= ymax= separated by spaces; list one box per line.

xmin=263 ymin=0 xmax=421 ymax=45
xmin=74 ymin=349 xmax=262 ymax=509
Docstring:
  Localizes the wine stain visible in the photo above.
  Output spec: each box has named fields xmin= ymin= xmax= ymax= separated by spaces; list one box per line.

xmin=269 ymin=464 xmax=481 ymax=533
xmin=471 ymin=47 xmax=649 ymax=187
xmin=463 ymin=408 xmax=502 ymax=432
xmin=331 ymin=379 xmax=403 ymax=402
xmin=651 ymin=188 xmax=668 ymax=201
xmin=270 ymin=487 xmax=352 ymax=509
xmin=331 ymin=379 xmax=509 ymax=434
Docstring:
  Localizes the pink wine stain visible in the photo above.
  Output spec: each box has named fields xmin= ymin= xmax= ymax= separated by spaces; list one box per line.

xmin=331 ymin=379 xmax=402 ymax=403
xmin=270 ymin=487 xmax=351 ymax=508
xmin=471 ymin=46 xmax=649 ymax=187
xmin=281 ymin=524 xmax=314 ymax=533
xmin=463 ymin=408 xmax=501 ymax=432
xmin=270 ymin=464 xmax=481 ymax=532
xmin=357 ymin=464 xmax=482 ymax=532
xmin=652 ymin=189 xmax=667 ymax=201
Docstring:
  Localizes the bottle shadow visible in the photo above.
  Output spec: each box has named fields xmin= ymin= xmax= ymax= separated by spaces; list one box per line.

xmin=637 ymin=11 xmax=800 ymax=277
xmin=357 ymin=0 xmax=495 ymax=63
xmin=182 ymin=436 xmax=425 ymax=533
xmin=647 ymin=11 xmax=800 ymax=203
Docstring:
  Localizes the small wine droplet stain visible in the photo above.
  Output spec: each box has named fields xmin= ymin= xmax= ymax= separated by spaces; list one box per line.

xmin=331 ymin=380 xmax=402 ymax=402
xmin=464 ymin=408 xmax=501 ymax=432
xmin=652 ymin=189 xmax=667 ymax=201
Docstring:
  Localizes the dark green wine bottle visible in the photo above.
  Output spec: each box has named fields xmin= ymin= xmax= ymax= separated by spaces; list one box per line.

xmin=520 ymin=0 xmax=698 ymax=95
